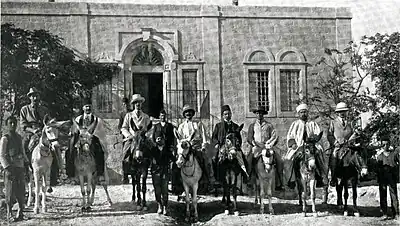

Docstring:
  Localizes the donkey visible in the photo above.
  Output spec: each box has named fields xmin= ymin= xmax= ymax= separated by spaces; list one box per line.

xmin=254 ymin=145 xmax=276 ymax=215
xmin=295 ymin=131 xmax=323 ymax=217
xmin=333 ymin=141 xmax=368 ymax=217
xmin=217 ymin=125 xmax=245 ymax=216
xmin=125 ymin=120 xmax=153 ymax=211
xmin=174 ymin=130 xmax=202 ymax=222
xmin=72 ymin=118 xmax=112 ymax=211
xmin=27 ymin=115 xmax=68 ymax=214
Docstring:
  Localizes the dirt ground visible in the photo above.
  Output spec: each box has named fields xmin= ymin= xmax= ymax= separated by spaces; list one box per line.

xmin=1 ymin=183 xmax=399 ymax=226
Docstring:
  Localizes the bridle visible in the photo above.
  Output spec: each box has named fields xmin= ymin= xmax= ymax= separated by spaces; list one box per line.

xmin=301 ymin=143 xmax=316 ymax=172
xmin=39 ymin=126 xmax=59 ymax=157
xmin=179 ymin=142 xmax=196 ymax=177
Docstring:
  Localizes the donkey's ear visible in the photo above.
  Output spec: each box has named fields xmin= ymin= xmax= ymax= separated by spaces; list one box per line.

xmin=237 ymin=123 xmax=244 ymax=132
xmin=316 ymin=131 xmax=323 ymax=142
xmin=173 ymin=129 xmax=181 ymax=141
xmin=147 ymin=122 xmax=153 ymax=131
xmin=43 ymin=114 xmax=49 ymax=126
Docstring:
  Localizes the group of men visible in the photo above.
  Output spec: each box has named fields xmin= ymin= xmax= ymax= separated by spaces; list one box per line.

xmin=0 ymin=88 xmax=398 ymax=221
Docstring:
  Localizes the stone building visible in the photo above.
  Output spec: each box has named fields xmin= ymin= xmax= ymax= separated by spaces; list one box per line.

xmin=1 ymin=2 xmax=352 ymax=182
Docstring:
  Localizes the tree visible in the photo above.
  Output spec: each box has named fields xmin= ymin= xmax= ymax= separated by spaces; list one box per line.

xmin=308 ymin=32 xmax=400 ymax=150
xmin=307 ymin=46 xmax=372 ymax=128
xmin=358 ymin=32 xmax=400 ymax=146
xmin=1 ymin=23 xmax=119 ymax=120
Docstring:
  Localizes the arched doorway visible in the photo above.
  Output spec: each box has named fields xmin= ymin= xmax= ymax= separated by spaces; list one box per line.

xmin=131 ymin=42 xmax=164 ymax=117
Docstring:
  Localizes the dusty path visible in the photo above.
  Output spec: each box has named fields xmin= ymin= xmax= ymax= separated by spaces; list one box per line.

xmin=1 ymin=184 xmax=399 ymax=226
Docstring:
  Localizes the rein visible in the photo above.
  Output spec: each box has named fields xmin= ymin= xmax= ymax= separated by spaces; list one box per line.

xmin=181 ymin=149 xmax=196 ymax=177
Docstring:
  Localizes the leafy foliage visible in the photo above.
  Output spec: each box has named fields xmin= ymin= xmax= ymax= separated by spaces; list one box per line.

xmin=308 ymin=32 xmax=400 ymax=147
xmin=1 ymin=23 xmax=119 ymax=119
xmin=359 ymin=32 xmax=400 ymax=146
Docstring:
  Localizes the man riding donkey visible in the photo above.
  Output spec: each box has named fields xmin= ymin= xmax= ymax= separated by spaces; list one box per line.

xmin=212 ymin=105 xmax=248 ymax=190
xmin=20 ymin=88 xmax=50 ymax=183
xmin=0 ymin=116 xmax=29 ymax=222
xmin=176 ymin=105 xmax=214 ymax=194
xmin=328 ymin=102 xmax=360 ymax=188
xmin=120 ymin=94 xmax=152 ymax=177
xmin=247 ymin=106 xmax=284 ymax=191
xmin=285 ymin=103 xmax=328 ymax=203
xmin=69 ymin=98 xmax=109 ymax=184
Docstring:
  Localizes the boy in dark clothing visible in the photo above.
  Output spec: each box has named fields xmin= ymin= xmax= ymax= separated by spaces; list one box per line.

xmin=0 ymin=116 xmax=28 ymax=222
xmin=375 ymin=134 xmax=399 ymax=220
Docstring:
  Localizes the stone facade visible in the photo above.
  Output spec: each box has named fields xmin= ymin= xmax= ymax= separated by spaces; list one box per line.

xmin=1 ymin=2 xmax=352 ymax=183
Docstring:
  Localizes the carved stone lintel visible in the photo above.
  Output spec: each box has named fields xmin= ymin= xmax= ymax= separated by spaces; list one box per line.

xmin=185 ymin=52 xmax=197 ymax=61
xmin=95 ymin=52 xmax=113 ymax=63
xmin=141 ymin=28 xmax=152 ymax=41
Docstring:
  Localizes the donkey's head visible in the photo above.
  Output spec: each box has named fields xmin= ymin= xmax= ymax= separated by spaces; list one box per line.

xmin=220 ymin=124 xmax=244 ymax=162
xmin=302 ymin=131 xmax=323 ymax=171
xmin=72 ymin=117 xmax=98 ymax=155
xmin=130 ymin=119 xmax=152 ymax=163
xmin=174 ymin=130 xmax=196 ymax=168
xmin=41 ymin=115 xmax=69 ymax=164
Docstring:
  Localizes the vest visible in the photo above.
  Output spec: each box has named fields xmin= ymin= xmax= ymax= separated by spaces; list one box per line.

xmin=4 ymin=132 xmax=24 ymax=168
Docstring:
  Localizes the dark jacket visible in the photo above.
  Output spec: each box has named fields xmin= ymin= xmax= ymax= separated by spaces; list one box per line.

xmin=19 ymin=104 xmax=48 ymax=132
xmin=376 ymin=148 xmax=400 ymax=184
xmin=152 ymin=122 xmax=176 ymax=149
xmin=212 ymin=121 xmax=242 ymax=147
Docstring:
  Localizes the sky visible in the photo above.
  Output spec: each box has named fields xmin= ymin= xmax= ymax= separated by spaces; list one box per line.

xmin=2 ymin=0 xmax=400 ymax=40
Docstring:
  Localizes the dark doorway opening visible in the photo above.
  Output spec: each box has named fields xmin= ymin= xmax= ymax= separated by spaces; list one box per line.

xmin=133 ymin=73 xmax=163 ymax=118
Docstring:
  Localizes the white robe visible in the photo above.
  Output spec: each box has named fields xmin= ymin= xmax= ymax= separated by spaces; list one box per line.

xmin=285 ymin=119 xmax=322 ymax=160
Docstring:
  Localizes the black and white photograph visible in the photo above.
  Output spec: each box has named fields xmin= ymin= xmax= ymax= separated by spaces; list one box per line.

xmin=0 ymin=0 xmax=399 ymax=225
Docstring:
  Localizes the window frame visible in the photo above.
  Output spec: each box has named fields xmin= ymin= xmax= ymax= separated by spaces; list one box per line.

xmin=243 ymin=63 xmax=276 ymax=118
xmin=275 ymin=63 xmax=307 ymax=117
xmin=177 ymin=62 xmax=205 ymax=114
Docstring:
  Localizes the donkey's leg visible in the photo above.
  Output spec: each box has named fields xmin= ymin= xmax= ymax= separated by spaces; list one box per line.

xmin=33 ymin=171 xmax=40 ymax=214
xmin=302 ymin=179 xmax=307 ymax=217
xmin=336 ymin=181 xmax=343 ymax=208
xmin=41 ymin=173 xmax=48 ymax=213
xmin=27 ymin=177 xmax=33 ymax=207
xmin=233 ymin=175 xmax=239 ymax=216
xmin=343 ymin=180 xmax=349 ymax=216
xmin=85 ymin=173 xmax=92 ymax=210
xmin=131 ymin=174 xmax=136 ymax=202
xmin=223 ymin=180 xmax=229 ymax=214
xmin=183 ymin=183 xmax=190 ymax=222
xmin=89 ymin=176 xmax=96 ymax=207
xmin=102 ymin=183 xmax=112 ymax=207
xmin=193 ymin=182 xmax=199 ymax=222
xmin=79 ymin=175 xmax=86 ymax=211
xmin=267 ymin=178 xmax=274 ymax=215
xmin=297 ymin=178 xmax=303 ymax=206
xmin=136 ymin=173 xmax=142 ymax=211
xmin=141 ymin=169 xmax=148 ymax=211
xmin=260 ymin=178 xmax=265 ymax=214
xmin=352 ymin=178 xmax=360 ymax=217
xmin=310 ymin=179 xmax=317 ymax=217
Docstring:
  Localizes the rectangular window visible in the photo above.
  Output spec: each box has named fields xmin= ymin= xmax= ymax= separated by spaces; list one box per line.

xmin=182 ymin=70 xmax=198 ymax=108
xmin=96 ymin=79 xmax=112 ymax=113
xmin=249 ymin=70 xmax=269 ymax=112
xmin=280 ymin=69 xmax=300 ymax=112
